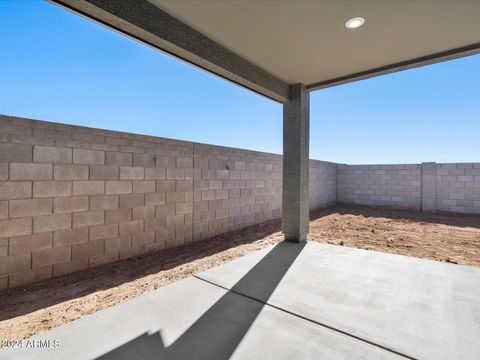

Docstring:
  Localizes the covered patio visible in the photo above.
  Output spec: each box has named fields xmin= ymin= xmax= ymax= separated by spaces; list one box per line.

xmin=2 ymin=0 xmax=480 ymax=359
xmin=3 ymin=242 xmax=480 ymax=359
xmin=48 ymin=0 xmax=480 ymax=243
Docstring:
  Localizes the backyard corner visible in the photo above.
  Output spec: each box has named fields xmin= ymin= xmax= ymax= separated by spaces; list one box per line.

xmin=1 ymin=205 xmax=479 ymax=343
xmin=1 ymin=0 xmax=480 ymax=359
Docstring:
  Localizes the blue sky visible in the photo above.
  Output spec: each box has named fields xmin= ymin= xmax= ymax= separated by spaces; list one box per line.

xmin=1 ymin=1 xmax=478 ymax=164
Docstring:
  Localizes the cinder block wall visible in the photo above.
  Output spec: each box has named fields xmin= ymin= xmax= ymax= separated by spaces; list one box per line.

xmin=0 ymin=115 xmax=336 ymax=289
xmin=337 ymin=163 xmax=480 ymax=214
xmin=435 ymin=163 xmax=480 ymax=214
xmin=192 ymin=143 xmax=283 ymax=241
xmin=309 ymin=159 xmax=337 ymax=209
xmin=336 ymin=164 xmax=422 ymax=209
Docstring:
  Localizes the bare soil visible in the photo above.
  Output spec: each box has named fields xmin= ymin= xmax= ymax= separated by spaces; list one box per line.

xmin=1 ymin=205 xmax=479 ymax=341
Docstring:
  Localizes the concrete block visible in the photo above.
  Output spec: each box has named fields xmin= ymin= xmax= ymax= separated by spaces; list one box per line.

xmin=216 ymin=170 xmax=230 ymax=180
xmin=166 ymin=214 xmax=184 ymax=227
xmin=119 ymin=220 xmax=143 ymax=236
xmin=133 ymin=206 xmax=155 ymax=220
xmin=457 ymin=163 xmax=474 ymax=169
xmin=155 ymin=203 xmax=175 ymax=218
xmin=167 ymin=168 xmax=184 ymax=180
xmin=73 ymin=211 xmax=104 ymax=228
xmin=145 ymin=240 xmax=165 ymax=253
xmin=73 ymin=149 xmax=105 ymax=165
xmin=89 ymin=224 xmax=119 ymax=241
xmin=216 ymin=190 xmax=229 ymax=199
xmin=105 ymin=235 xmax=131 ymax=252
xmin=10 ymin=163 xmax=52 ymax=180
xmin=0 ymin=217 xmax=32 ymax=238
xmin=118 ymin=244 xmax=145 ymax=260
xmin=176 ymin=157 xmax=193 ymax=168
xmin=72 ymin=239 xmax=104 ymax=261
xmin=176 ymin=202 xmax=193 ymax=215
xmin=33 ymin=213 xmax=71 ymax=233
xmin=166 ymin=192 xmax=185 ymax=203
xmin=32 ymin=246 xmax=71 ymax=268
xmin=8 ymin=232 xmax=52 ymax=256
xmin=53 ymin=227 xmax=89 ymax=247
xmin=145 ymin=193 xmax=166 ymax=207
xmin=0 ymin=182 xmax=32 ymax=200
xmin=73 ymin=181 xmax=104 ymax=195
xmin=33 ymin=181 xmax=71 ymax=198
xmin=120 ymin=167 xmax=144 ymax=180
xmin=145 ymin=168 xmax=165 ymax=180
xmin=54 ymin=165 xmax=89 ymax=180
xmin=89 ymin=252 xmax=118 ymax=267
xmin=177 ymin=180 xmax=193 ymax=192
xmin=234 ymin=161 xmax=246 ymax=170
xmin=105 ymin=152 xmax=132 ymax=166
xmin=0 ymin=253 xmax=31 ymax=276
xmin=201 ymin=190 xmax=216 ymax=201
xmin=133 ymin=180 xmax=156 ymax=193
xmin=133 ymin=153 xmax=156 ymax=167
xmin=8 ymin=266 xmax=52 ymax=287
xmin=53 ymin=259 xmax=89 ymax=276
xmin=466 ymin=169 xmax=480 ymax=176
xmin=91 ymin=143 xmax=118 ymax=152
xmin=458 ymin=175 xmax=474 ymax=182
xmin=54 ymin=196 xmax=89 ymax=214
xmin=105 ymin=136 xmax=131 ymax=146
xmin=90 ymin=195 xmax=119 ymax=211
xmin=90 ymin=165 xmax=118 ymax=180
xmin=120 ymin=145 xmax=144 ymax=154
xmin=132 ymin=231 xmax=155 ymax=246
xmin=105 ymin=181 xmax=132 ymax=194
xmin=105 ymin=208 xmax=131 ymax=224
xmin=119 ymin=193 xmax=144 ymax=208
xmin=156 ymin=180 xmax=175 ymax=192
xmin=10 ymin=198 xmax=52 ymax=218
xmin=156 ymin=155 xmax=176 ymax=168
xmin=144 ymin=216 xmax=166 ymax=231
xmin=185 ymin=168 xmax=194 ymax=180
xmin=0 ymin=143 xmax=33 ymax=162
xmin=176 ymin=224 xmax=193 ymax=239
xmin=34 ymin=146 xmax=72 ymax=163
xmin=156 ymin=227 xmax=175 ymax=243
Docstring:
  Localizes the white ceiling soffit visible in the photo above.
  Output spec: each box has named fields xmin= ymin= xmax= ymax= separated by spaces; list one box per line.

xmin=152 ymin=0 xmax=480 ymax=89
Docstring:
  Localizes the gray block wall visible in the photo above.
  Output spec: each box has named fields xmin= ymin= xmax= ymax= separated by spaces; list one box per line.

xmin=337 ymin=164 xmax=422 ymax=209
xmin=337 ymin=163 xmax=480 ymax=214
xmin=1 ymin=114 xmax=478 ymax=290
xmin=192 ymin=143 xmax=283 ymax=242
xmin=0 ymin=115 xmax=336 ymax=289
xmin=435 ymin=163 xmax=480 ymax=214
xmin=309 ymin=159 xmax=337 ymax=209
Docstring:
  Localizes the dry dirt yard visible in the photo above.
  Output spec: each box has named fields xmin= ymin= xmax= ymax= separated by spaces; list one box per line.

xmin=1 ymin=205 xmax=479 ymax=341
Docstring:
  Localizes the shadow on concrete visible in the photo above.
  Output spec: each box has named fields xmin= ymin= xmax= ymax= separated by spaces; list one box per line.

xmin=0 ymin=219 xmax=283 ymax=322
xmin=311 ymin=204 xmax=480 ymax=229
xmin=96 ymin=241 xmax=306 ymax=360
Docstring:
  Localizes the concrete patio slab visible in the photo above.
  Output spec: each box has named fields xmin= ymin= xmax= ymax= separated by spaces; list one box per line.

xmin=2 ymin=241 xmax=479 ymax=359
xmin=0 ymin=275 xmax=403 ymax=360
xmin=196 ymin=242 xmax=480 ymax=360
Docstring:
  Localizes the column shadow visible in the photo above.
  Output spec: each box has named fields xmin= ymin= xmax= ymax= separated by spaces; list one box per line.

xmin=96 ymin=240 xmax=306 ymax=360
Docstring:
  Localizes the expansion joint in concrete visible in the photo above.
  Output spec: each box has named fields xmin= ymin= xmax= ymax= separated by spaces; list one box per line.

xmin=193 ymin=275 xmax=416 ymax=360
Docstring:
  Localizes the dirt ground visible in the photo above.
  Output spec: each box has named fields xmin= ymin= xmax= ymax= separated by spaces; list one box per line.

xmin=1 ymin=205 xmax=479 ymax=341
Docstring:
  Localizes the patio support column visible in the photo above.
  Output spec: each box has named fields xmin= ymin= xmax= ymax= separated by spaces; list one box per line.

xmin=282 ymin=83 xmax=310 ymax=242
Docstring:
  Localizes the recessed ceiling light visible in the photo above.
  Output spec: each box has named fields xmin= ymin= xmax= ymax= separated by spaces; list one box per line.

xmin=345 ymin=17 xmax=365 ymax=29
